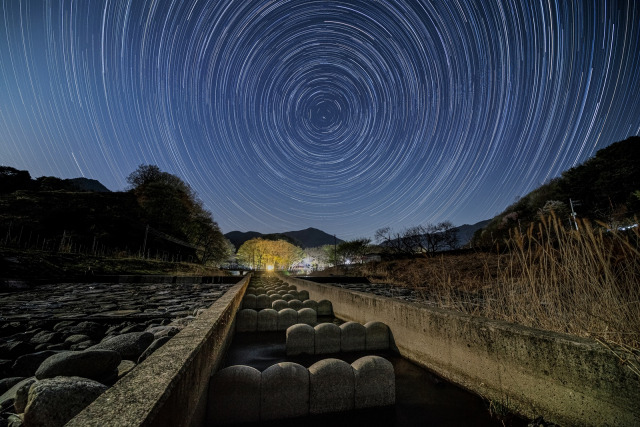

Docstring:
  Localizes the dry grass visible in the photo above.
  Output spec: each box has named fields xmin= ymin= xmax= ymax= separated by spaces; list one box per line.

xmin=359 ymin=216 xmax=640 ymax=353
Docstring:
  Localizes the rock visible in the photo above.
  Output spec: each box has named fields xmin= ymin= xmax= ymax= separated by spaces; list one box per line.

xmin=0 ymin=377 xmax=26 ymax=395
xmin=35 ymin=350 xmax=121 ymax=381
xmin=145 ymin=325 xmax=180 ymax=339
xmin=23 ymin=376 xmax=107 ymax=427
xmin=0 ymin=377 xmax=35 ymax=412
xmin=0 ymin=342 xmax=33 ymax=360
xmin=13 ymin=377 xmax=36 ymax=413
xmin=69 ymin=321 xmax=105 ymax=339
xmin=11 ymin=351 xmax=59 ymax=377
xmin=88 ymin=332 xmax=154 ymax=361
xmin=29 ymin=331 xmax=62 ymax=346
xmin=52 ymin=321 xmax=75 ymax=332
xmin=64 ymin=334 xmax=91 ymax=345
xmin=7 ymin=413 xmax=23 ymax=427
xmin=137 ymin=336 xmax=171 ymax=363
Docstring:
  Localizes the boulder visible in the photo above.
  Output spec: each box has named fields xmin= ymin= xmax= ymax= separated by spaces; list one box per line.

xmin=0 ymin=377 xmax=36 ymax=412
xmin=35 ymin=350 xmax=121 ymax=381
xmin=0 ymin=377 xmax=26 ymax=395
xmin=88 ymin=332 xmax=154 ymax=361
xmin=11 ymin=351 xmax=59 ymax=377
xmin=23 ymin=376 xmax=107 ymax=427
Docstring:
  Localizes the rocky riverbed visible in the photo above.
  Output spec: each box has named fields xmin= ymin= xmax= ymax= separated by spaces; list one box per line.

xmin=0 ymin=280 xmax=236 ymax=426
xmin=325 ymin=281 xmax=426 ymax=304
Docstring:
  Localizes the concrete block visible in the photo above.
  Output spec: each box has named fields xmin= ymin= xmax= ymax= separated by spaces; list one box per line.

xmin=302 ymin=300 xmax=318 ymax=312
xmin=317 ymin=300 xmax=333 ymax=316
xmin=208 ymin=365 xmax=261 ymax=425
xmin=282 ymin=294 xmax=294 ymax=302
xmin=298 ymin=290 xmax=310 ymax=301
xmin=277 ymin=308 xmax=298 ymax=331
xmin=261 ymin=362 xmax=309 ymax=420
xmin=236 ymin=309 xmax=257 ymax=332
xmin=272 ymin=299 xmax=288 ymax=312
xmin=297 ymin=308 xmax=317 ymax=326
xmin=288 ymin=299 xmax=303 ymax=310
xmin=314 ymin=323 xmax=340 ymax=354
xmin=352 ymin=356 xmax=395 ymax=409
xmin=269 ymin=294 xmax=283 ymax=303
xmin=340 ymin=322 xmax=366 ymax=352
xmin=365 ymin=321 xmax=390 ymax=350
xmin=257 ymin=309 xmax=278 ymax=331
xmin=242 ymin=294 xmax=256 ymax=310
xmin=256 ymin=294 xmax=271 ymax=310
xmin=286 ymin=324 xmax=315 ymax=356
xmin=309 ymin=358 xmax=354 ymax=414
xmin=287 ymin=290 xmax=299 ymax=299
xmin=266 ymin=290 xmax=277 ymax=296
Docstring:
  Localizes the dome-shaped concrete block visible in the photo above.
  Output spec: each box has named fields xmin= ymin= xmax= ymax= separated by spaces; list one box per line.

xmin=287 ymin=285 xmax=297 ymax=291
xmin=242 ymin=294 xmax=257 ymax=310
xmin=256 ymin=294 xmax=271 ymax=310
xmin=286 ymin=324 xmax=315 ymax=356
xmin=236 ymin=309 xmax=258 ymax=332
xmin=287 ymin=290 xmax=299 ymax=299
xmin=365 ymin=321 xmax=390 ymax=351
xmin=277 ymin=308 xmax=298 ymax=331
xmin=261 ymin=362 xmax=309 ymax=420
xmin=314 ymin=323 xmax=340 ymax=354
xmin=269 ymin=294 xmax=283 ymax=303
xmin=302 ymin=300 xmax=318 ymax=312
xmin=257 ymin=309 xmax=278 ymax=332
xmin=288 ymin=299 xmax=303 ymax=310
xmin=266 ymin=290 xmax=277 ymax=296
xmin=317 ymin=300 xmax=333 ymax=316
xmin=298 ymin=290 xmax=310 ymax=301
xmin=208 ymin=365 xmax=261 ymax=425
xmin=282 ymin=294 xmax=294 ymax=302
xmin=352 ymin=356 xmax=395 ymax=409
xmin=340 ymin=322 xmax=366 ymax=352
xmin=272 ymin=299 xmax=288 ymax=312
xmin=297 ymin=308 xmax=317 ymax=326
xmin=309 ymin=358 xmax=355 ymax=414
xmin=254 ymin=287 xmax=265 ymax=295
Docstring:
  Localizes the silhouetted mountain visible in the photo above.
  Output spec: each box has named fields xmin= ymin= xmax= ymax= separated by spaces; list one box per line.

xmin=473 ymin=136 xmax=640 ymax=245
xmin=225 ymin=227 xmax=343 ymax=249
xmin=453 ymin=220 xmax=491 ymax=246
xmin=66 ymin=178 xmax=110 ymax=192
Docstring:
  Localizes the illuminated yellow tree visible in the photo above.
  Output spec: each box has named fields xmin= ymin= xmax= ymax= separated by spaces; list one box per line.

xmin=236 ymin=238 xmax=303 ymax=270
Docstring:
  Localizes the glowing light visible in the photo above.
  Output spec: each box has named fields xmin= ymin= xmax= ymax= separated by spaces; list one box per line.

xmin=266 ymin=265 xmax=274 ymax=271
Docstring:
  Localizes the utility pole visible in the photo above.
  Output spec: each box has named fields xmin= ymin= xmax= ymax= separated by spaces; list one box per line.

xmin=569 ymin=199 xmax=579 ymax=231
xmin=334 ymin=235 xmax=337 ymax=269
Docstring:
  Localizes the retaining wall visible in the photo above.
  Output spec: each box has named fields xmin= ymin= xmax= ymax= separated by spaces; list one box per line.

xmin=279 ymin=275 xmax=640 ymax=427
xmin=67 ymin=274 xmax=251 ymax=427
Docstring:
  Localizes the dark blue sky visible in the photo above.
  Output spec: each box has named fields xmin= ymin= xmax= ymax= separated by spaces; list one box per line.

xmin=1 ymin=1 xmax=639 ymax=239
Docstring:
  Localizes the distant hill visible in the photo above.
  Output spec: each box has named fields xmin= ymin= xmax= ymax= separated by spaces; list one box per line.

xmin=225 ymin=227 xmax=343 ymax=249
xmin=473 ymin=136 xmax=640 ymax=245
xmin=454 ymin=219 xmax=491 ymax=246
xmin=66 ymin=178 xmax=110 ymax=192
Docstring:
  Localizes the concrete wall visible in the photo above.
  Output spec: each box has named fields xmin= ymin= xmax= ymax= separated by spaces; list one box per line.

xmin=279 ymin=275 xmax=640 ymax=427
xmin=67 ymin=274 xmax=251 ymax=427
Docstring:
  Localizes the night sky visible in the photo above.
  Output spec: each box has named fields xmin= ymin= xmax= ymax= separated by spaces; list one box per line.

xmin=1 ymin=1 xmax=639 ymax=239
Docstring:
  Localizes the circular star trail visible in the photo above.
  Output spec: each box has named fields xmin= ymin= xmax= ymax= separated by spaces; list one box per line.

xmin=1 ymin=1 xmax=640 ymax=238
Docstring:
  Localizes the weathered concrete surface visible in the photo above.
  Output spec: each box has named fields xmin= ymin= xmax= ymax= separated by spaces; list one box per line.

xmin=66 ymin=274 xmax=251 ymax=427
xmin=280 ymin=275 xmax=640 ymax=427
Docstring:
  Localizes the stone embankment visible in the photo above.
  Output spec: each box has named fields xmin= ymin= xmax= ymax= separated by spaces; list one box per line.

xmin=0 ymin=278 xmax=237 ymax=426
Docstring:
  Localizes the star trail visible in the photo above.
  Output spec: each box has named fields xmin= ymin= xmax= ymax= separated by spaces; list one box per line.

xmin=1 ymin=1 xmax=639 ymax=238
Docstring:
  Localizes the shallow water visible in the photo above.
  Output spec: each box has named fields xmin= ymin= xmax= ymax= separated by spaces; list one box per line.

xmin=222 ymin=331 xmax=526 ymax=427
